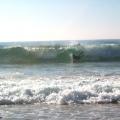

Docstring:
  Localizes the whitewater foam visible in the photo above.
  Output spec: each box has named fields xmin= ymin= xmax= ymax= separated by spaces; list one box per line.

xmin=0 ymin=71 xmax=120 ymax=105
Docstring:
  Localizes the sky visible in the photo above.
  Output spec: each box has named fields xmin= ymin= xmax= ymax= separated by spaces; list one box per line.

xmin=0 ymin=0 xmax=120 ymax=42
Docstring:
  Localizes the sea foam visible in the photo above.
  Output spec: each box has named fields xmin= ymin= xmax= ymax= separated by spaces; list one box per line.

xmin=0 ymin=72 xmax=120 ymax=105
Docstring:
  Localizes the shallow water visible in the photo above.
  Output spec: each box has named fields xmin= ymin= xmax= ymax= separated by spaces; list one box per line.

xmin=0 ymin=104 xmax=120 ymax=120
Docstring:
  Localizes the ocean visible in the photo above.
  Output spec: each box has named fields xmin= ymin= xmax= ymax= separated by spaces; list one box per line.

xmin=0 ymin=40 xmax=120 ymax=120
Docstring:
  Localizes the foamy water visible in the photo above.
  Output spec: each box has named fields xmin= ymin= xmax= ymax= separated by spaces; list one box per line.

xmin=0 ymin=63 xmax=120 ymax=105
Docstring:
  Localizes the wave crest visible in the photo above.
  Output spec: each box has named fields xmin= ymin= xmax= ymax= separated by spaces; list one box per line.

xmin=0 ymin=44 xmax=120 ymax=64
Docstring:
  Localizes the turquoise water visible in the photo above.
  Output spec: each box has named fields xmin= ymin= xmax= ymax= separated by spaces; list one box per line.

xmin=0 ymin=40 xmax=120 ymax=119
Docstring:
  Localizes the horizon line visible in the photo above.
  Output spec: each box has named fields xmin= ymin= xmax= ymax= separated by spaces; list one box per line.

xmin=0 ymin=39 xmax=120 ymax=43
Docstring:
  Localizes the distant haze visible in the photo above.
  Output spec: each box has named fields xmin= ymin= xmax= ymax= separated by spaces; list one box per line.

xmin=0 ymin=0 xmax=120 ymax=42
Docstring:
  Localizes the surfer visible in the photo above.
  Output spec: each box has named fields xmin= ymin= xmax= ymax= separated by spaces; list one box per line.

xmin=73 ymin=51 xmax=84 ymax=63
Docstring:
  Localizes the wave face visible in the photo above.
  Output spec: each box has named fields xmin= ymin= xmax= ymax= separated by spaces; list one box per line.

xmin=0 ymin=40 xmax=120 ymax=63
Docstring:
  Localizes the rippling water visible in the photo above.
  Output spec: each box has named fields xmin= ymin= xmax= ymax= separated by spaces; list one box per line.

xmin=0 ymin=104 xmax=120 ymax=120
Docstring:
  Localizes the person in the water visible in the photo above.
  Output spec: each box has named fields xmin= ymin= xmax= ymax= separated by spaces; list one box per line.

xmin=73 ymin=51 xmax=84 ymax=63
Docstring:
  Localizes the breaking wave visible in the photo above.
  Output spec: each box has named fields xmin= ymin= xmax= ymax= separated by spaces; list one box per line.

xmin=0 ymin=43 xmax=120 ymax=64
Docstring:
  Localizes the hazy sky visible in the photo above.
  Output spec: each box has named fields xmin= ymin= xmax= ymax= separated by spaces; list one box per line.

xmin=0 ymin=0 xmax=120 ymax=42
